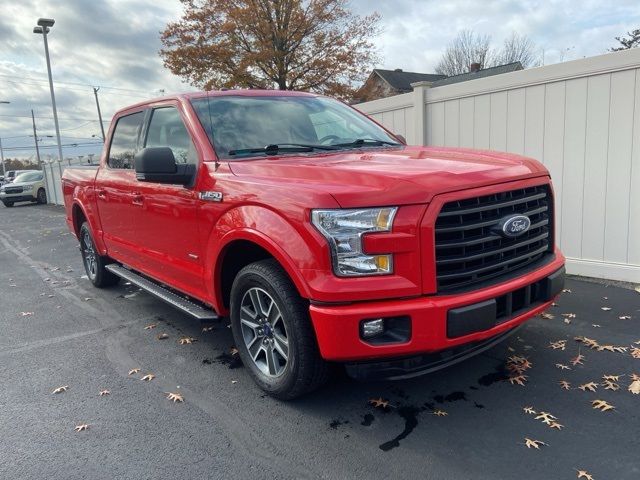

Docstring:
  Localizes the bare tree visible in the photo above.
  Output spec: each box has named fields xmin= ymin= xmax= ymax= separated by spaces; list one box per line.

xmin=435 ymin=30 xmax=493 ymax=76
xmin=610 ymin=28 xmax=640 ymax=51
xmin=435 ymin=30 xmax=540 ymax=76
xmin=496 ymin=33 xmax=541 ymax=68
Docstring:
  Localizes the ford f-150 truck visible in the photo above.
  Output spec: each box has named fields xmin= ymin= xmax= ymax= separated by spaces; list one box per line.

xmin=62 ymin=90 xmax=565 ymax=399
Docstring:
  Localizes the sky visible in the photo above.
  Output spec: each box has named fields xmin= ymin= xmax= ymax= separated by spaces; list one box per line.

xmin=0 ymin=0 xmax=638 ymax=162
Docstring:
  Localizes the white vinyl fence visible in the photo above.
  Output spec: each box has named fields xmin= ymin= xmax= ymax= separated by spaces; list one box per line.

xmin=356 ymin=48 xmax=640 ymax=283
xmin=42 ymin=157 xmax=97 ymax=206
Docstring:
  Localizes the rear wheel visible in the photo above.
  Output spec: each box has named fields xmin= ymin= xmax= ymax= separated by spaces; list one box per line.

xmin=36 ymin=188 xmax=47 ymax=204
xmin=230 ymin=259 xmax=329 ymax=399
xmin=80 ymin=222 xmax=119 ymax=288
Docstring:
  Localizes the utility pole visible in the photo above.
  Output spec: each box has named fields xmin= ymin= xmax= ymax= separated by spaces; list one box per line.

xmin=31 ymin=109 xmax=42 ymax=165
xmin=0 ymin=136 xmax=5 ymax=177
xmin=93 ymin=87 xmax=105 ymax=142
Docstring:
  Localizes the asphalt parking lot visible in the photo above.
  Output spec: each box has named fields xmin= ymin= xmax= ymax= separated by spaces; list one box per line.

xmin=1 ymin=203 xmax=638 ymax=480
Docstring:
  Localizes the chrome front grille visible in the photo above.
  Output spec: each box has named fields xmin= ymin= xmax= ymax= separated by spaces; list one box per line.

xmin=435 ymin=184 xmax=553 ymax=292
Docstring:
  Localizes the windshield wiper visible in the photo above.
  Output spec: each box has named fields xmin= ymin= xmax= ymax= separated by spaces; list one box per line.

xmin=228 ymin=143 xmax=340 ymax=156
xmin=332 ymin=138 xmax=401 ymax=148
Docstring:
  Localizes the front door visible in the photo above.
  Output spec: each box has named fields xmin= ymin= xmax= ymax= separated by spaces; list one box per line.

xmin=131 ymin=104 xmax=205 ymax=298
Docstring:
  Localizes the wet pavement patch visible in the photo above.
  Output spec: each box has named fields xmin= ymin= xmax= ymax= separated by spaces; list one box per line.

xmin=329 ymin=419 xmax=349 ymax=430
xmin=361 ymin=414 xmax=375 ymax=426
xmin=214 ymin=352 xmax=243 ymax=369
xmin=379 ymin=405 xmax=421 ymax=452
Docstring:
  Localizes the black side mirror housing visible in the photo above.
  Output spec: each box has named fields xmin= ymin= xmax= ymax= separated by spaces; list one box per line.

xmin=134 ymin=147 xmax=195 ymax=185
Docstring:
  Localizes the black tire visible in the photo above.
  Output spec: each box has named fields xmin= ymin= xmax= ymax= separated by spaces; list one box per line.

xmin=79 ymin=222 xmax=120 ymax=288
xmin=230 ymin=259 xmax=329 ymax=399
xmin=3 ymin=201 xmax=13 ymax=207
xmin=36 ymin=188 xmax=47 ymax=204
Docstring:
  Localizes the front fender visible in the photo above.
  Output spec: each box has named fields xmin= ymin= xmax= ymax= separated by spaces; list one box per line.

xmin=203 ymin=205 xmax=323 ymax=311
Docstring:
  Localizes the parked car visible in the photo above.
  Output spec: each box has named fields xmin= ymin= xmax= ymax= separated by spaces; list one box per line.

xmin=0 ymin=170 xmax=47 ymax=207
xmin=62 ymin=90 xmax=565 ymax=399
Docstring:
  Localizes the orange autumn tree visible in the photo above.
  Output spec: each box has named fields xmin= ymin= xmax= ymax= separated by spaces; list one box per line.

xmin=160 ymin=0 xmax=380 ymax=99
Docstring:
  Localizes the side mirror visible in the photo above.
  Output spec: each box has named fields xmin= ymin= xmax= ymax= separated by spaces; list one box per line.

xmin=395 ymin=134 xmax=407 ymax=144
xmin=134 ymin=147 xmax=195 ymax=185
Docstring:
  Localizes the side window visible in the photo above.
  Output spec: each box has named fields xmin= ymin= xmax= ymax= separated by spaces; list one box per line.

xmin=145 ymin=107 xmax=197 ymax=165
xmin=108 ymin=112 xmax=144 ymax=169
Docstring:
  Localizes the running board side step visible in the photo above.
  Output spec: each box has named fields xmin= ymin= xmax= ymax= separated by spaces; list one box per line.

xmin=106 ymin=264 xmax=219 ymax=321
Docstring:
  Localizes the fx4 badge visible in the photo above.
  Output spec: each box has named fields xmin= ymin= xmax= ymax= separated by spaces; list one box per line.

xmin=199 ymin=191 xmax=223 ymax=202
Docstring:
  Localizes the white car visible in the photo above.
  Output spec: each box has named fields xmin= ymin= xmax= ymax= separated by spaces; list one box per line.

xmin=0 ymin=170 xmax=47 ymax=207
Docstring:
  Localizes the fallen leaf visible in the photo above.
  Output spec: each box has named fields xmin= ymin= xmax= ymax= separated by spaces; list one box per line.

xmin=432 ymin=410 xmax=448 ymax=417
xmin=535 ymin=412 xmax=557 ymax=425
xmin=562 ymin=313 xmax=576 ymax=319
xmin=230 ymin=347 xmax=239 ymax=356
xmin=231 ymin=380 xmax=238 ymax=384
xmin=524 ymin=438 xmax=546 ymax=449
xmin=157 ymin=333 xmax=169 ymax=340
xmin=562 ymin=289 xmax=572 ymax=293
xmin=165 ymin=392 xmax=184 ymax=403
xmin=540 ymin=312 xmax=555 ymax=320
xmin=629 ymin=380 xmax=640 ymax=395
xmin=631 ymin=348 xmax=640 ymax=359
xmin=559 ymin=380 xmax=571 ymax=390
xmin=591 ymin=399 xmax=615 ymax=412
xmin=571 ymin=353 xmax=585 ymax=366
xmin=601 ymin=307 xmax=611 ymax=311
xmin=579 ymin=382 xmax=598 ymax=392
xmin=602 ymin=374 xmax=622 ymax=381
xmin=549 ymin=422 xmax=564 ymax=430
xmin=549 ymin=340 xmax=567 ymax=350
xmin=141 ymin=373 xmax=155 ymax=382
xmin=556 ymin=363 xmax=571 ymax=370
xmin=551 ymin=302 xmax=558 ymax=307
xmin=619 ymin=315 xmax=631 ymax=320
xmin=20 ymin=312 xmax=34 ymax=317
xmin=179 ymin=336 xmax=197 ymax=345
xmin=602 ymin=380 xmax=619 ymax=391
xmin=128 ymin=368 xmax=140 ymax=375
xmin=631 ymin=373 xmax=640 ymax=381
xmin=83 ymin=297 xmax=93 ymax=302
xmin=575 ymin=336 xmax=599 ymax=349
xmin=74 ymin=424 xmax=89 ymax=432
xmin=143 ymin=324 xmax=157 ymax=330
xmin=508 ymin=375 xmax=527 ymax=386
xmin=99 ymin=390 xmax=110 ymax=396
xmin=202 ymin=326 xmax=214 ymax=332
xmin=576 ymin=470 xmax=594 ymax=480
xmin=52 ymin=385 xmax=69 ymax=394
xmin=592 ymin=324 xmax=601 ymax=328
xmin=368 ymin=397 xmax=390 ymax=409
xmin=564 ymin=318 xmax=572 ymax=325
xmin=523 ymin=406 xmax=536 ymax=415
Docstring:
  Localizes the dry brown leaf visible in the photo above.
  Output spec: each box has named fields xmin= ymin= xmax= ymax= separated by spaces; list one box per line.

xmin=20 ymin=312 xmax=34 ymax=317
xmin=602 ymin=380 xmax=619 ymax=391
xmin=165 ymin=392 xmax=184 ymax=403
xmin=602 ymin=374 xmax=622 ymax=381
xmin=523 ymin=406 xmax=536 ymax=415
xmin=143 ymin=324 xmax=157 ymax=330
xmin=157 ymin=333 xmax=169 ymax=340
xmin=575 ymin=336 xmax=599 ymax=349
xmin=571 ymin=354 xmax=585 ymax=366
xmin=592 ymin=324 xmax=601 ymax=328
xmin=202 ymin=326 xmax=215 ymax=332
xmin=99 ymin=390 xmax=110 ymax=396
xmin=141 ymin=373 xmax=155 ymax=382
xmin=579 ymin=382 xmax=598 ymax=392
xmin=549 ymin=340 xmax=567 ymax=350
xmin=230 ymin=347 xmax=239 ymax=356
xmin=562 ymin=289 xmax=572 ymax=293
xmin=52 ymin=385 xmax=69 ymax=394
xmin=556 ymin=363 xmax=571 ymax=370
xmin=508 ymin=375 xmax=527 ymax=386
xmin=576 ymin=470 xmax=594 ymax=480
xmin=559 ymin=380 xmax=571 ymax=390
xmin=564 ymin=318 xmax=572 ymax=325
xmin=128 ymin=368 xmax=140 ymax=375
xmin=74 ymin=424 xmax=89 ymax=432
xmin=619 ymin=315 xmax=631 ymax=320
xmin=432 ymin=410 xmax=448 ymax=417
xmin=524 ymin=438 xmax=546 ymax=449
xmin=601 ymin=307 xmax=611 ymax=311
xmin=540 ymin=312 xmax=555 ymax=320
xmin=629 ymin=380 xmax=640 ymax=395
xmin=630 ymin=348 xmax=640 ymax=359
xmin=549 ymin=422 xmax=564 ymax=430
xmin=591 ymin=399 xmax=615 ymax=412
xmin=179 ymin=337 xmax=196 ymax=345
xmin=535 ymin=412 xmax=557 ymax=425
xmin=562 ymin=313 xmax=576 ymax=319
xmin=631 ymin=373 xmax=640 ymax=381
xmin=368 ymin=397 xmax=390 ymax=409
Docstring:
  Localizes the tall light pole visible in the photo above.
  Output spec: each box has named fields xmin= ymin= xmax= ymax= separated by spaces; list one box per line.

xmin=93 ymin=87 xmax=106 ymax=142
xmin=0 ymin=100 xmax=9 ymax=176
xmin=33 ymin=18 xmax=65 ymax=166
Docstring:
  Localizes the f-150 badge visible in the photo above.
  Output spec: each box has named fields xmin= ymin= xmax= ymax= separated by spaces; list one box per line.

xmin=199 ymin=191 xmax=223 ymax=202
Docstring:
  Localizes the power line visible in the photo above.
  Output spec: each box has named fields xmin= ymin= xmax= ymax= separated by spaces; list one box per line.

xmin=0 ymin=73 xmax=154 ymax=95
xmin=2 ymin=142 xmax=103 ymax=151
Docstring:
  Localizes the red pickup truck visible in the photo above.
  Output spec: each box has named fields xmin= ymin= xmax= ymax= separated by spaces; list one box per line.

xmin=62 ymin=90 xmax=565 ymax=399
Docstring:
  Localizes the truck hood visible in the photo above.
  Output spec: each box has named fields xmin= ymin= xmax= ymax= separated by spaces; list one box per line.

xmin=228 ymin=146 xmax=549 ymax=208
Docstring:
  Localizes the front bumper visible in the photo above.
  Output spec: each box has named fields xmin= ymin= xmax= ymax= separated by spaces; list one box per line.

xmin=0 ymin=192 xmax=35 ymax=202
xmin=309 ymin=250 xmax=565 ymax=364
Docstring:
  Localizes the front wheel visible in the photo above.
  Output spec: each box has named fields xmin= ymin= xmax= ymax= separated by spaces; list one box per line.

xmin=3 ymin=201 xmax=13 ymax=207
xmin=79 ymin=222 xmax=120 ymax=288
xmin=36 ymin=188 xmax=47 ymax=204
xmin=230 ymin=259 xmax=329 ymax=399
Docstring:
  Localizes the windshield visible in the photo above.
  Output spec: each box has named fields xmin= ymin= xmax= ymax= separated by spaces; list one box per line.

xmin=14 ymin=171 xmax=42 ymax=183
xmin=191 ymin=95 xmax=399 ymax=160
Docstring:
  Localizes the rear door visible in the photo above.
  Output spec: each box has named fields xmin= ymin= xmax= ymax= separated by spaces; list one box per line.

xmin=131 ymin=104 xmax=205 ymax=296
xmin=95 ymin=110 xmax=145 ymax=267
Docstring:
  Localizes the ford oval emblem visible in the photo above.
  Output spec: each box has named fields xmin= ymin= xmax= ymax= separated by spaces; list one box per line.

xmin=497 ymin=215 xmax=531 ymax=238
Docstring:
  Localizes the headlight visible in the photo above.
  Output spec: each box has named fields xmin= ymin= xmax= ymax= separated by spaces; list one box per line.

xmin=311 ymin=207 xmax=397 ymax=277
xmin=23 ymin=185 xmax=33 ymax=191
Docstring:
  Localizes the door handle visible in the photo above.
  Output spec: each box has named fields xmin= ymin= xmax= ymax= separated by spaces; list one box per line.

xmin=131 ymin=191 xmax=144 ymax=206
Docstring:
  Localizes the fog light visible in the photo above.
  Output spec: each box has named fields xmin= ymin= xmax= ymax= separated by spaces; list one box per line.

xmin=361 ymin=318 xmax=385 ymax=338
